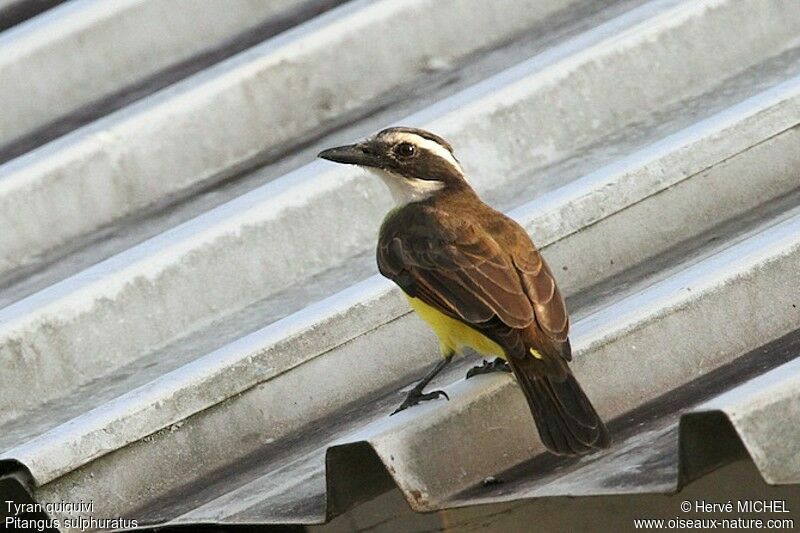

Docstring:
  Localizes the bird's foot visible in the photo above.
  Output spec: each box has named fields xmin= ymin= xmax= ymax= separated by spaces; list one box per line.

xmin=390 ymin=387 xmax=449 ymax=415
xmin=465 ymin=357 xmax=511 ymax=379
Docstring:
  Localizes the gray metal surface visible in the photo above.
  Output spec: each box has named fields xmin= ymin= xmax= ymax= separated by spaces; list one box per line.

xmin=0 ymin=0 xmax=64 ymax=32
xmin=0 ymin=0 xmax=588 ymax=280
xmin=0 ymin=0 xmax=798 ymax=531
xmin=0 ymin=0 xmax=332 ymax=154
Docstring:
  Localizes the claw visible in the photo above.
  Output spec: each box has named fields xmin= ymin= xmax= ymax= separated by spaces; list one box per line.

xmin=466 ymin=357 xmax=511 ymax=379
xmin=390 ymin=388 xmax=449 ymax=415
xmin=427 ymin=389 xmax=449 ymax=401
xmin=466 ymin=359 xmax=490 ymax=379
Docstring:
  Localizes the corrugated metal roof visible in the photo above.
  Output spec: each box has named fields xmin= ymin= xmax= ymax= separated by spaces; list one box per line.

xmin=0 ymin=0 xmax=799 ymax=531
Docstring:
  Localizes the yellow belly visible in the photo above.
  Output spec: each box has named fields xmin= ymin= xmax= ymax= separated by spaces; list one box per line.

xmin=407 ymin=296 xmax=506 ymax=358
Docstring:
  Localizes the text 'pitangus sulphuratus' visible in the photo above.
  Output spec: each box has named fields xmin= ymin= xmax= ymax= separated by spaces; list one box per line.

xmin=319 ymin=127 xmax=610 ymax=456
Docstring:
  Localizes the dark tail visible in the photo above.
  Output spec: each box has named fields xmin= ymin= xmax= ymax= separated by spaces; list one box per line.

xmin=508 ymin=357 xmax=610 ymax=456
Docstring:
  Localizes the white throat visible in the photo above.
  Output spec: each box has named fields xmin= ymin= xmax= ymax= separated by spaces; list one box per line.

xmin=368 ymin=168 xmax=445 ymax=206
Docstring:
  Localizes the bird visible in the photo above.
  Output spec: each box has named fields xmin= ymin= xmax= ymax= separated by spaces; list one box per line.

xmin=318 ymin=127 xmax=610 ymax=456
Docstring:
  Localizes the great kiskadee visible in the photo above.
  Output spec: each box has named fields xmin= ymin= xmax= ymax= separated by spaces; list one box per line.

xmin=318 ymin=127 xmax=610 ymax=456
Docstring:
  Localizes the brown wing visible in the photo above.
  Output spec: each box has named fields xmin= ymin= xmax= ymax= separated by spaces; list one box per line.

xmin=380 ymin=216 xmax=606 ymax=454
xmin=378 ymin=218 xmax=535 ymax=332
xmin=511 ymin=237 xmax=572 ymax=361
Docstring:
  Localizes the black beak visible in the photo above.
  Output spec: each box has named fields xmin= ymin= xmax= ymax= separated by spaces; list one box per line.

xmin=317 ymin=143 xmax=382 ymax=168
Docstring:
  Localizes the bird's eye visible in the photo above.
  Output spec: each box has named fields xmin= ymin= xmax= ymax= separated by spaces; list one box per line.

xmin=395 ymin=142 xmax=415 ymax=158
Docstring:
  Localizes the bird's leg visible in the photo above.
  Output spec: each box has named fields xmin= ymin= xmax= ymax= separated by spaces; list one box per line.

xmin=391 ymin=355 xmax=453 ymax=415
xmin=465 ymin=357 xmax=511 ymax=379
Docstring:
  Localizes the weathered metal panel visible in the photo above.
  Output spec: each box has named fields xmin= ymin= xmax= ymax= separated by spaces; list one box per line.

xmin=0 ymin=0 xmax=798 ymax=531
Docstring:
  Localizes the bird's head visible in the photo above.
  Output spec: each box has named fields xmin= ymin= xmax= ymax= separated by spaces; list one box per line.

xmin=318 ymin=127 xmax=469 ymax=205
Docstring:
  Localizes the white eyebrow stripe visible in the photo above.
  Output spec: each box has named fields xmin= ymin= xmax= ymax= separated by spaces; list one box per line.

xmin=393 ymin=132 xmax=463 ymax=174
